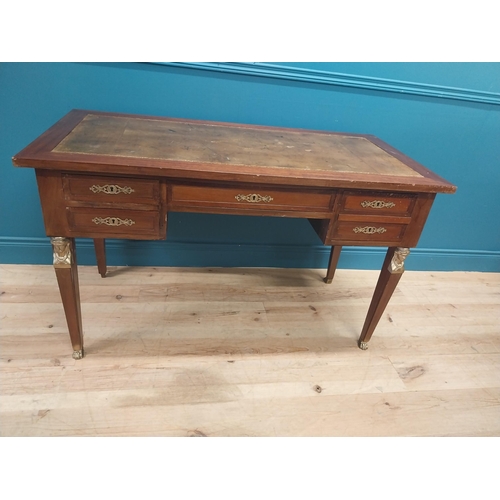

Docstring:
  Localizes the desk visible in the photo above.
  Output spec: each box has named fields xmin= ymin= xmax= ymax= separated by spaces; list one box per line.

xmin=13 ymin=110 xmax=456 ymax=359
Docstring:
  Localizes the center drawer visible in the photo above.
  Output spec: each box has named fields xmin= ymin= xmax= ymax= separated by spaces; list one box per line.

xmin=170 ymin=184 xmax=333 ymax=215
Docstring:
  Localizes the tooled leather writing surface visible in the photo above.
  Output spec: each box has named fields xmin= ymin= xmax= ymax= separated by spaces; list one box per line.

xmin=53 ymin=114 xmax=423 ymax=178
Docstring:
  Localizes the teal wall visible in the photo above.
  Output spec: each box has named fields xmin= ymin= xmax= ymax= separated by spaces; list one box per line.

xmin=1 ymin=62 xmax=499 ymax=271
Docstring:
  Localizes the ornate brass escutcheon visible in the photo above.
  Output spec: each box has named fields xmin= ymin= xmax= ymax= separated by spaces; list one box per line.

xmin=353 ymin=226 xmax=387 ymax=234
xmin=90 ymin=184 xmax=135 ymax=195
xmin=235 ymin=194 xmax=273 ymax=203
xmin=361 ymin=200 xmax=396 ymax=209
xmin=92 ymin=217 xmax=135 ymax=227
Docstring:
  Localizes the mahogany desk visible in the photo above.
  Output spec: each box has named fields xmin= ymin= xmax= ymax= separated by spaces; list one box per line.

xmin=13 ymin=110 xmax=456 ymax=359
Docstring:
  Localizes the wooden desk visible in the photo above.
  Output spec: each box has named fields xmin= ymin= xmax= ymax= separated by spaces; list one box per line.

xmin=13 ymin=110 xmax=456 ymax=359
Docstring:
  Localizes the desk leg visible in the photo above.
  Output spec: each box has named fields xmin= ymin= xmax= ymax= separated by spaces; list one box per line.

xmin=324 ymin=246 xmax=342 ymax=284
xmin=51 ymin=237 xmax=84 ymax=360
xmin=358 ymin=247 xmax=410 ymax=350
xmin=93 ymin=238 xmax=107 ymax=277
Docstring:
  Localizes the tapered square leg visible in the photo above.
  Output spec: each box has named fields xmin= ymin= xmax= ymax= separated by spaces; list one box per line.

xmin=94 ymin=238 xmax=107 ymax=277
xmin=51 ymin=237 xmax=84 ymax=359
xmin=358 ymin=247 xmax=410 ymax=350
xmin=324 ymin=246 xmax=342 ymax=284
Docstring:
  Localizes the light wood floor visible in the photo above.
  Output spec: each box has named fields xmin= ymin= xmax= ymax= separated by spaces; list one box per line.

xmin=1 ymin=264 xmax=499 ymax=437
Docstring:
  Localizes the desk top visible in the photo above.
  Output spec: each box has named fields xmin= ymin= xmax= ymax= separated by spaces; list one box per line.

xmin=13 ymin=109 xmax=456 ymax=193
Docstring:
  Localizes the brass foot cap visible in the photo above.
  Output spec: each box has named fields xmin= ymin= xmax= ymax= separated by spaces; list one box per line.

xmin=358 ymin=341 xmax=369 ymax=350
xmin=324 ymin=278 xmax=333 ymax=284
xmin=72 ymin=349 xmax=84 ymax=360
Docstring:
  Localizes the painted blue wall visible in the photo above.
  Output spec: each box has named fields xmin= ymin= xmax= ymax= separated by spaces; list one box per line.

xmin=1 ymin=62 xmax=499 ymax=271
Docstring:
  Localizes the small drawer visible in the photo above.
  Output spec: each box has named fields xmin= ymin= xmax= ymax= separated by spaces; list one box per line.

xmin=63 ymin=174 xmax=160 ymax=205
xmin=341 ymin=192 xmax=416 ymax=216
xmin=67 ymin=208 xmax=162 ymax=239
xmin=170 ymin=185 xmax=333 ymax=213
xmin=331 ymin=221 xmax=407 ymax=243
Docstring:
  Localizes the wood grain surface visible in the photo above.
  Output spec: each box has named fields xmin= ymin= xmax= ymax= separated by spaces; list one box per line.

xmin=1 ymin=264 xmax=498 ymax=437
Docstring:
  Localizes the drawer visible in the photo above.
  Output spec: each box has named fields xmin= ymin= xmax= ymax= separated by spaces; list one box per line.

xmin=170 ymin=185 xmax=333 ymax=213
xmin=63 ymin=174 xmax=160 ymax=205
xmin=331 ymin=221 xmax=407 ymax=243
xmin=341 ymin=192 xmax=416 ymax=216
xmin=67 ymin=208 xmax=163 ymax=239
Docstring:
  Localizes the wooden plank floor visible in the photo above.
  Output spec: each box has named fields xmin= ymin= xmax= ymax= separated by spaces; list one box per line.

xmin=1 ymin=264 xmax=499 ymax=436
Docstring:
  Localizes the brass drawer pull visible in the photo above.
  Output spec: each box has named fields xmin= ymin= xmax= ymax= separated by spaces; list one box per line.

xmin=92 ymin=216 xmax=136 ymax=227
xmin=353 ymin=226 xmax=387 ymax=234
xmin=361 ymin=200 xmax=396 ymax=209
xmin=235 ymin=194 xmax=274 ymax=203
xmin=90 ymin=184 xmax=135 ymax=195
